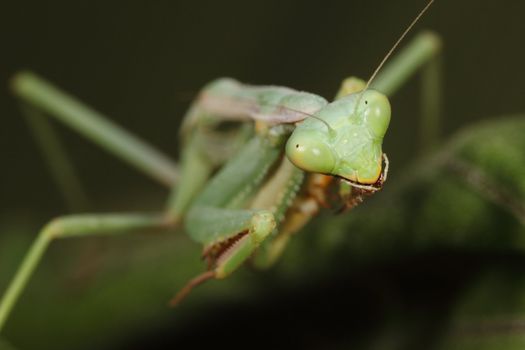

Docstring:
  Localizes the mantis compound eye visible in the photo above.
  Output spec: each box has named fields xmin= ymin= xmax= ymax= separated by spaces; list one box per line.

xmin=360 ymin=90 xmax=391 ymax=140
xmin=285 ymin=130 xmax=336 ymax=174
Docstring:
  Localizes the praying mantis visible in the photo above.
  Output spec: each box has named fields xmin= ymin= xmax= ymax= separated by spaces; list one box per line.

xmin=0 ymin=0 xmax=441 ymax=337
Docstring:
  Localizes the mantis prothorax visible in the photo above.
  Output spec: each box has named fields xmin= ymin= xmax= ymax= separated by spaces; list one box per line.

xmin=0 ymin=0 xmax=440 ymax=333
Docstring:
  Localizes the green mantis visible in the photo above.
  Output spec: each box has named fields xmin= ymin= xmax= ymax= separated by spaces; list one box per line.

xmin=167 ymin=78 xmax=392 ymax=304
xmin=0 ymin=0 xmax=440 ymax=337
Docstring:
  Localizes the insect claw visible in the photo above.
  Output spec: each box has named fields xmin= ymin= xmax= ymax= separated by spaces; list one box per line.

xmin=169 ymin=270 xmax=216 ymax=307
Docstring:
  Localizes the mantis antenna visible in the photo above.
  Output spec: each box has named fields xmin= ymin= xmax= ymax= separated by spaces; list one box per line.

xmin=276 ymin=105 xmax=337 ymax=137
xmin=228 ymin=95 xmax=337 ymax=135
xmin=264 ymin=0 xmax=434 ymax=135
xmin=364 ymin=0 xmax=435 ymax=91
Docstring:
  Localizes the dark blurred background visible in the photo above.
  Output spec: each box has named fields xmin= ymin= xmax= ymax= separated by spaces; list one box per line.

xmin=1 ymin=0 xmax=525 ymax=349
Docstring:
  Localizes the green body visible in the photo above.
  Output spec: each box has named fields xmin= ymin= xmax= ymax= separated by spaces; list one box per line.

xmin=172 ymin=76 xmax=391 ymax=282
xmin=0 ymin=31 xmax=442 ymax=336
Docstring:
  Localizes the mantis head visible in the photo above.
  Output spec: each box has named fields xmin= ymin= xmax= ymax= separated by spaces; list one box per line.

xmin=285 ymin=89 xmax=390 ymax=184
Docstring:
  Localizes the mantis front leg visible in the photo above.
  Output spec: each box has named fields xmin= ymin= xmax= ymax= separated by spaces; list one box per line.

xmin=170 ymin=127 xmax=306 ymax=304
xmin=166 ymin=77 xmax=326 ymax=221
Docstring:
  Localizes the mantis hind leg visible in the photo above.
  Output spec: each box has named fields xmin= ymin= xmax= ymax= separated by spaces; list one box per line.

xmin=0 ymin=212 xmax=173 ymax=332
xmin=12 ymin=72 xmax=179 ymax=190
xmin=20 ymin=104 xmax=90 ymax=212
xmin=12 ymin=73 xmax=183 ymax=293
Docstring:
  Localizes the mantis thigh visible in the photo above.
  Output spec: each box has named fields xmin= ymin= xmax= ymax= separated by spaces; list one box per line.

xmin=185 ymin=133 xmax=283 ymax=246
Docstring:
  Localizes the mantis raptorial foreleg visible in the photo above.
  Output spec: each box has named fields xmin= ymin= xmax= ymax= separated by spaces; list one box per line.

xmin=171 ymin=131 xmax=304 ymax=304
xmin=185 ymin=134 xmax=284 ymax=247
xmin=166 ymin=77 xmax=326 ymax=220
xmin=251 ymin=162 xmax=319 ymax=268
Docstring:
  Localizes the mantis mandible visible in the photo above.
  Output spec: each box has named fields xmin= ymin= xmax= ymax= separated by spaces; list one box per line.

xmin=0 ymin=0 xmax=440 ymax=333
